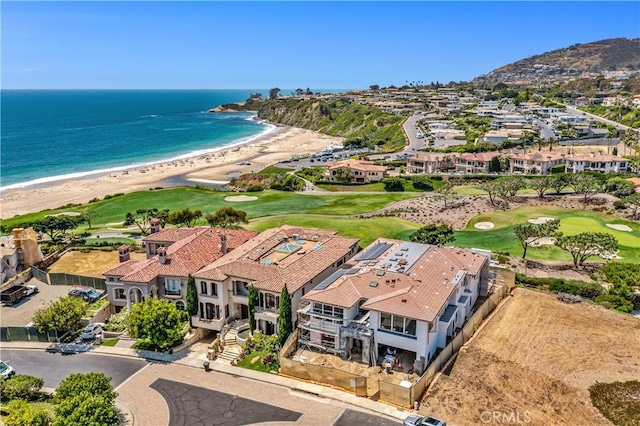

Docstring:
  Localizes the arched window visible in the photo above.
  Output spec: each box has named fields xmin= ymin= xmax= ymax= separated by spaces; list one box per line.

xmin=175 ymin=301 xmax=185 ymax=310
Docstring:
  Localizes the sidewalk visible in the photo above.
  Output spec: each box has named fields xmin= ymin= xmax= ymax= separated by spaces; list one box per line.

xmin=0 ymin=341 xmax=411 ymax=422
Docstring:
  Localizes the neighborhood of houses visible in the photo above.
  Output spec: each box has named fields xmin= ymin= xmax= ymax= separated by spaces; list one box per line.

xmin=103 ymin=225 xmax=491 ymax=375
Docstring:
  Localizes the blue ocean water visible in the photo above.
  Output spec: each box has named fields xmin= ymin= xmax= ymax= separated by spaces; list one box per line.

xmin=0 ymin=90 xmax=272 ymax=190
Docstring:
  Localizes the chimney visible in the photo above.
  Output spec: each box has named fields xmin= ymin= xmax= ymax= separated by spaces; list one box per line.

xmin=590 ymin=152 xmax=595 ymax=158
xmin=150 ymin=218 xmax=160 ymax=234
xmin=157 ymin=246 xmax=167 ymax=264
xmin=12 ymin=228 xmax=23 ymax=249
xmin=118 ymin=244 xmax=131 ymax=263
xmin=220 ymin=233 xmax=227 ymax=254
xmin=292 ymin=234 xmax=299 ymax=241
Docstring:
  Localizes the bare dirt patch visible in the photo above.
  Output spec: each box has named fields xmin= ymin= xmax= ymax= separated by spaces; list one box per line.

xmin=420 ymin=289 xmax=640 ymax=425
xmin=48 ymin=250 xmax=147 ymax=277
xmin=224 ymin=195 xmax=258 ymax=202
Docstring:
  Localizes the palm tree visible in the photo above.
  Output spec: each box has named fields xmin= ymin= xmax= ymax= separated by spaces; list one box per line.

xmin=606 ymin=127 xmax=619 ymax=155
xmin=621 ymin=129 xmax=639 ymax=156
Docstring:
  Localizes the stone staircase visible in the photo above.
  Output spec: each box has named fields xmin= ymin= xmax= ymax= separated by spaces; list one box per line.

xmin=217 ymin=320 xmax=246 ymax=363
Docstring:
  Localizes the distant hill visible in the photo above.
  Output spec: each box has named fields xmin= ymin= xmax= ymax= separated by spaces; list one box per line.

xmin=474 ymin=38 xmax=640 ymax=85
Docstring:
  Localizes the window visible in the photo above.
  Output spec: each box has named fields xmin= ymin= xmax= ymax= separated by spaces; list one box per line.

xmin=334 ymin=307 xmax=344 ymax=318
xmin=166 ymin=279 xmax=181 ymax=295
xmin=212 ymin=283 xmax=218 ymax=296
xmin=175 ymin=301 xmax=185 ymax=310
xmin=379 ymin=313 xmax=416 ymax=337
xmin=199 ymin=303 xmax=204 ymax=318
xmin=265 ymin=294 xmax=278 ymax=311
xmin=205 ymin=303 xmax=215 ymax=320
xmin=114 ymin=288 xmax=126 ymax=300
xmin=313 ymin=303 xmax=323 ymax=314
xmin=200 ymin=281 xmax=207 ymax=295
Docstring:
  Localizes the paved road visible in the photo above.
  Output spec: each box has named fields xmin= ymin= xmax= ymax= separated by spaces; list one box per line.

xmin=1 ymin=349 xmax=148 ymax=388
xmin=402 ymin=112 xmax=427 ymax=153
xmin=565 ymin=105 xmax=634 ymax=132
xmin=533 ymin=118 xmax=556 ymax=140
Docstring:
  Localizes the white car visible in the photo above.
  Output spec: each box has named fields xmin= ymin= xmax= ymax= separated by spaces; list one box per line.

xmin=0 ymin=360 xmax=15 ymax=379
xmin=80 ymin=323 xmax=105 ymax=340
xmin=25 ymin=285 xmax=38 ymax=296
xmin=403 ymin=415 xmax=447 ymax=426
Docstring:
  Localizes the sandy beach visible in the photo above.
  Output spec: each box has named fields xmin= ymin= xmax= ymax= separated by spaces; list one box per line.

xmin=0 ymin=126 xmax=342 ymax=219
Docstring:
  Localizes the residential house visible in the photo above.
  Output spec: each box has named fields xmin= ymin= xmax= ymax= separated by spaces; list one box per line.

xmin=483 ymin=130 xmax=523 ymax=144
xmin=103 ymin=227 xmax=258 ymax=312
xmin=509 ymin=152 xmax=566 ymax=174
xmin=406 ymin=153 xmax=459 ymax=174
xmin=324 ymin=159 xmax=388 ymax=183
xmin=455 ymin=152 xmax=500 ymax=174
xmin=565 ymin=153 xmax=628 ymax=173
xmin=191 ymin=226 xmax=360 ymax=333
xmin=297 ymin=239 xmax=490 ymax=373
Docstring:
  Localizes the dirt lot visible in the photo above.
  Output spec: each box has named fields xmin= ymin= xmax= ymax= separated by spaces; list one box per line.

xmin=48 ymin=250 xmax=146 ymax=277
xmin=420 ymin=288 xmax=640 ymax=426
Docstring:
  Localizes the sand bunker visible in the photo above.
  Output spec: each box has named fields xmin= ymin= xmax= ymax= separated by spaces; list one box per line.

xmin=528 ymin=216 xmax=556 ymax=224
xmin=528 ymin=237 xmax=557 ymax=247
xmin=474 ymin=222 xmax=495 ymax=230
xmin=47 ymin=211 xmax=81 ymax=217
xmin=606 ymin=224 xmax=632 ymax=232
xmin=224 ymin=195 xmax=258 ymax=202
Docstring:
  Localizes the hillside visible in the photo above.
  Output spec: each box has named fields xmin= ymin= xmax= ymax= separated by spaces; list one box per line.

xmin=253 ymin=99 xmax=407 ymax=152
xmin=475 ymin=38 xmax=640 ymax=84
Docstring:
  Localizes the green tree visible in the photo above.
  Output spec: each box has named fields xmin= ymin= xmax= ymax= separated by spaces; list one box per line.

xmin=552 ymin=173 xmax=571 ymax=194
xmin=604 ymin=177 xmax=635 ymax=198
xmin=555 ymin=232 xmax=619 ymax=268
xmin=436 ymin=180 xmax=457 ymax=209
xmin=409 ymin=224 xmax=455 ymax=246
xmin=32 ymin=216 xmax=82 ymax=241
xmin=513 ymin=219 xmax=561 ymax=259
xmin=247 ymin=285 xmax=258 ymax=333
xmin=0 ymin=375 xmax=44 ymax=401
xmin=621 ymin=128 xmax=640 ymax=156
xmin=527 ymin=176 xmax=554 ymax=198
xmin=411 ymin=175 xmax=434 ymax=191
xmin=332 ymin=168 xmax=354 ymax=183
xmin=186 ymin=275 xmax=198 ymax=323
xmin=479 ymin=179 xmax=501 ymax=206
xmin=614 ymin=193 xmax=640 ymax=218
xmin=571 ymin=174 xmax=602 ymax=204
xmin=268 ymin=88 xmax=281 ymax=100
xmin=124 ymin=208 xmax=164 ymax=235
xmin=382 ymin=177 xmax=405 ymax=192
xmin=369 ymin=84 xmax=380 ymax=91
xmin=205 ymin=207 xmax=248 ymax=229
xmin=4 ymin=400 xmax=51 ymax=426
xmin=53 ymin=373 xmax=118 ymax=426
xmin=55 ymin=372 xmax=116 ymax=403
xmin=126 ymin=297 xmax=187 ymax=351
xmin=277 ymin=285 xmax=292 ymax=347
xmin=489 ymin=156 xmax=502 ymax=172
xmin=33 ymin=296 xmax=88 ymax=333
xmin=167 ymin=208 xmax=202 ymax=228
xmin=80 ymin=210 xmax=99 ymax=230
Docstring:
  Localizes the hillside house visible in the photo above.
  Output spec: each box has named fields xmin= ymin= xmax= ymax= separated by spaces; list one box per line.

xmin=103 ymin=227 xmax=258 ymax=312
xmin=324 ymin=159 xmax=388 ymax=183
xmin=191 ymin=226 xmax=360 ymax=334
xmin=406 ymin=153 xmax=459 ymax=174
xmin=509 ymin=152 xmax=566 ymax=174
xmin=297 ymin=239 xmax=490 ymax=373
xmin=454 ymin=152 xmax=500 ymax=174
xmin=565 ymin=154 xmax=628 ymax=173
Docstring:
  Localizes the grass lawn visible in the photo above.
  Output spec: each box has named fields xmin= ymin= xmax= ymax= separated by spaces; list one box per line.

xmin=1 ymin=187 xmax=419 ymax=233
xmin=236 ymin=351 xmax=277 ymax=373
xmin=454 ymin=205 xmax=640 ymax=263
xmin=82 ymin=237 xmax=138 ymax=246
xmin=101 ymin=338 xmax=119 ymax=346
xmin=248 ymin=215 xmax=421 ymax=247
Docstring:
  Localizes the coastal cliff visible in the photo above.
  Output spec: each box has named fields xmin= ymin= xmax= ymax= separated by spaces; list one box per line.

xmin=253 ymin=99 xmax=407 ymax=152
xmin=207 ymin=103 xmax=247 ymax=113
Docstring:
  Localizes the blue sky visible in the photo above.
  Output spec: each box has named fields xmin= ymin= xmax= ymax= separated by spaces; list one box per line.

xmin=2 ymin=1 xmax=639 ymax=89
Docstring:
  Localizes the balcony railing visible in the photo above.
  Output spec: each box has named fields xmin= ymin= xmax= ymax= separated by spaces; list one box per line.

xmin=192 ymin=316 xmax=225 ymax=330
xmin=165 ymin=289 xmax=181 ymax=297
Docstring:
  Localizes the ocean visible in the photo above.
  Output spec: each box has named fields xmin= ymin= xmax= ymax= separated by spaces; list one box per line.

xmin=0 ymin=90 xmax=275 ymax=190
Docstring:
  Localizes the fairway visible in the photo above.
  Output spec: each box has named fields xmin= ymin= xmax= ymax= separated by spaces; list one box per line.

xmin=247 ymin=215 xmax=421 ymax=247
xmin=454 ymin=205 xmax=640 ymax=263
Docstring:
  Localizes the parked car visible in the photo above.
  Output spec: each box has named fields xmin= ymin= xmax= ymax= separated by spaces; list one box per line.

xmin=0 ymin=360 xmax=16 ymax=379
xmin=80 ymin=323 xmax=105 ymax=340
xmin=403 ymin=415 xmax=447 ymax=426
xmin=68 ymin=288 xmax=105 ymax=303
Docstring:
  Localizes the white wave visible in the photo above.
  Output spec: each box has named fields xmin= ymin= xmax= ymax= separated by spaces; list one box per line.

xmin=0 ymin=121 xmax=278 ymax=193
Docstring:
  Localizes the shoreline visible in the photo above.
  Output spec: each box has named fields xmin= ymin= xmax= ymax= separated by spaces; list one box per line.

xmin=0 ymin=125 xmax=343 ymax=219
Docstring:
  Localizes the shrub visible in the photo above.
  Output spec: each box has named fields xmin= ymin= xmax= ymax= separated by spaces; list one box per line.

xmin=105 ymin=310 xmax=128 ymax=332
xmin=410 ymin=175 xmax=435 ymax=191
xmin=548 ymin=279 xmax=604 ymax=299
xmin=600 ymin=263 xmax=640 ymax=288
xmin=3 ymin=400 xmax=51 ymax=426
xmin=595 ymin=294 xmax=634 ymax=313
xmin=0 ymin=375 xmax=45 ymax=401
xmin=246 ymin=184 xmax=264 ymax=192
xmin=589 ymin=380 xmax=640 ymax=426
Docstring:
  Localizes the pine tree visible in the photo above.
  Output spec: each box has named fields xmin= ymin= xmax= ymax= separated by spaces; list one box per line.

xmin=186 ymin=275 xmax=198 ymax=324
xmin=248 ymin=285 xmax=257 ymax=333
xmin=277 ymin=285 xmax=292 ymax=346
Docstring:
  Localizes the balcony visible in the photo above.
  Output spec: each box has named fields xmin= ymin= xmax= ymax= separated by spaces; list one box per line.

xmin=299 ymin=317 xmax=340 ymax=335
xmin=164 ymin=290 xmax=181 ymax=298
xmin=191 ymin=316 xmax=225 ymax=330
xmin=231 ymin=293 xmax=248 ymax=305
xmin=255 ymin=307 xmax=278 ymax=322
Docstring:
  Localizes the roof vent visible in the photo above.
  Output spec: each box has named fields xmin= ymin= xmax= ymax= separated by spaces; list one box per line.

xmin=401 ymin=299 xmax=407 ymax=303
xmin=369 ymin=281 xmax=379 ymax=288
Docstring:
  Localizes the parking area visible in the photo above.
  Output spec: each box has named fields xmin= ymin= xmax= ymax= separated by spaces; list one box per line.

xmin=0 ymin=278 xmax=73 ymax=326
